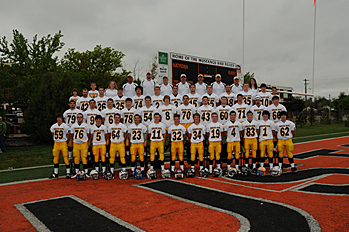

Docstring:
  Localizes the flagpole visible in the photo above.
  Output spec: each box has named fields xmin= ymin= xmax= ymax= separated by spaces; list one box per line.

xmin=242 ymin=0 xmax=245 ymax=82
xmin=312 ymin=1 xmax=317 ymax=95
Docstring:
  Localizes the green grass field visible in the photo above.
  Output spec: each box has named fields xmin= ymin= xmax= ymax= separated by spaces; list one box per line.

xmin=1 ymin=122 xmax=348 ymax=184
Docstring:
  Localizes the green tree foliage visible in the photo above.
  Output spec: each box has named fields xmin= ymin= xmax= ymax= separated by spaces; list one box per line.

xmin=296 ymin=112 xmax=307 ymax=128
xmin=282 ymin=96 xmax=305 ymax=116
xmin=150 ymin=55 xmax=158 ymax=80
xmin=308 ymin=104 xmax=316 ymax=126
xmin=332 ymin=101 xmax=343 ymax=123
xmin=243 ymin=72 xmax=255 ymax=85
xmin=344 ymin=116 xmax=349 ymax=127
xmin=320 ymin=108 xmax=331 ymax=125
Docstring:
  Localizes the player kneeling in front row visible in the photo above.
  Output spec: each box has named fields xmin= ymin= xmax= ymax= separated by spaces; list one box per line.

xmin=49 ymin=113 xmax=71 ymax=179
xmin=258 ymin=110 xmax=276 ymax=170
xmin=274 ymin=111 xmax=297 ymax=172
xmin=90 ymin=115 xmax=109 ymax=176
xmin=206 ymin=112 xmax=224 ymax=174
xmin=168 ymin=114 xmax=187 ymax=174
xmin=188 ymin=113 xmax=206 ymax=173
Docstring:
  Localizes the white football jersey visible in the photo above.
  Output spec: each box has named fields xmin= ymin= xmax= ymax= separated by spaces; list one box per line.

xmin=275 ymin=120 xmax=296 ymax=140
xmin=158 ymin=104 xmax=178 ymax=128
xmin=101 ymin=108 xmax=117 ymax=128
xmin=105 ymin=89 xmax=118 ymax=98
xmin=242 ymin=120 xmax=259 ymax=139
xmin=212 ymin=81 xmax=226 ymax=96
xmin=120 ymin=107 xmax=139 ymax=127
xmin=267 ymin=103 xmax=287 ymax=123
xmin=139 ymin=106 xmax=158 ymax=126
xmin=141 ymin=79 xmax=156 ymax=97
xmin=132 ymin=95 xmax=145 ymax=110
xmin=151 ymin=95 xmax=164 ymax=109
xmin=69 ymin=96 xmax=80 ymax=103
xmin=50 ymin=123 xmax=70 ymax=143
xmin=95 ymin=96 xmax=108 ymax=111
xmin=202 ymin=93 xmax=219 ymax=108
xmin=168 ymin=124 xmax=187 ymax=142
xmin=177 ymin=82 xmax=190 ymax=96
xmin=71 ymin=122 xmax=89 ymax=143
xmin=206 ymin=122 xmax=224 ymax=142
xmin=88 ymin=90 xmax=99 ymax=99
xmin=219 ymin=92 xmax=236 ymax=107
xmin=160 ymin=84 xmax=173 ymax=96
xmin=231 ymin=103 xmax=250 ymax=123
xmin=90 ymin=124 xmax=108 ymax=145
xmin=123 ymin=82 xmax=137 ymax=97
xmin=83 ymin=108 xmax=101 ymax=126
xmin=188 ymin=93 xmax=202 ymax=108
xmin=188 ymin=123 xmax=206 ymax=143
xmin=197 ymin=105 xmax=214 ymax=126
xmin=76 ymin=96 xmax=91 ymax=112
xmin=170 ymin=94 xmax=182 ymax=108
xmin=238 ymin=90 xmax=256 ymax=107
xmin=127 ymin=123 xmax=147 ymax=144
xmin=258 ymin=92 xmax=272 ymax=107
xmin=177 ymin=104 xmax=197 ymax=124
xmin=249 ymin=88 xmax=259 ymax=94
xmin=215 ymin=105 xmax=232 ymax=125
xmin=224 ymin=120 xmax=243 ymax=142
xmin=109 ymin=123 xmax=128 ymax=143
xmin=113 ymin=95 xmax=127 ymax=111
xmin=258 ymin=119 xmax=275 ymax=141
xmin=148 ymin=122 xmax=166 ymax=142
xmin=63 ymin=108 xmax=82 ymax=127
xmin=195 ymin=82 xmax=207 ymax=95
xmin=231 ymin=84 xmax=243 ymax=94
xmin=250 ymin=104 xmax=266 ymax=121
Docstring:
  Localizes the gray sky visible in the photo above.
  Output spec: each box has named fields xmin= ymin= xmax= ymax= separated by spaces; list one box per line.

xmin=1 ymin=0 xmax=348 ymax=98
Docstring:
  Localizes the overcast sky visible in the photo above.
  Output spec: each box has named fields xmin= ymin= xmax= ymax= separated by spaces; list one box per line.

xmin=1 ymin=0 xmax=348 ymax=98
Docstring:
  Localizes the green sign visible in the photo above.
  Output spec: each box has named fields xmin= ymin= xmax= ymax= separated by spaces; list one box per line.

xmin=158 ymin=52 xmax=168 ymax=65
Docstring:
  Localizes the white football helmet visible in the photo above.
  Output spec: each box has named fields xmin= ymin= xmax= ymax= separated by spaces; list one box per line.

xmin=90 ymin=170 xmax=99 ymax=180
xmin=147 ymin=169 xmax=157 ymax=179
xmin=226 ymin=167 xmax=237 ymax=178
xmin=174 ymin=168 xmax=184 ymax=179
xmin=199 ymin=168 xmax=209 ymax=178
xmin=271 ymin=166 xmax=282 ymax=177
xmin=119 ymin=170 xmax=129 ymax=180
xmin=161 ymin=169 xmax=171 ymax=179
xmin=212 ymin=167 xmax=223 ymax=177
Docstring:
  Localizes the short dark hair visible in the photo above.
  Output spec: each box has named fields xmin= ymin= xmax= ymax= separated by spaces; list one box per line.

xmin=95 ymin=115 xmax=102 ymax=121
xmin=260 ymin=83 xmax=267 ymax=88
xmin=280 ymin=111 xmax=287 ymax=117
xmin=114 ymin=113 xmax=121 ymax=118
xmin=56 ymin=113 xmax=63 ymax=119
xmin=211 ymin=112 xmax=218 ymax=116
xmin=107 ymin=98 xmax=114 ymax=102
xmin=230 ymin=110 xmax=236 ymax=115
xmin=69 ymin=100 xmax=76 ymax=104
xmin=262 ymin=110 xmax=270 ymax=118
xmin=71 ymin=88 xmax=78 ymax=95
xmin=118 ymin=86 xmax=123 ymax=90
xmin=136 ymin=86 xmax=143 ymax=91
xmin=174 ymin=114 xmax=180 ymax=119
xmin=126 ymin=98 xmax=133 ymax=102
xmin=246 ymin=111 xmax=253 ymax=115
xmin=145 ymin=96 xmax=151 ymax=100
xmin=154 ymin=113 xmax=161 ymax=117
xmin=237 ymin=94 xmax=243 ymax=98
xmin=202 ymin=96 xmax=208 ymax=100
xmin=272 ymin=95 xmax=279 ymax=101
xmin=89 ymin=99 xmax=96 ymax=103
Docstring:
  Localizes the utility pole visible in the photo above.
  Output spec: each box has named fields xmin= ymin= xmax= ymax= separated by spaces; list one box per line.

xmin=304 ymin=79 xmax=309 ymax=116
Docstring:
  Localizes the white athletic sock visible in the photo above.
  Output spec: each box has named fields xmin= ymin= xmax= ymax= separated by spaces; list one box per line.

xmin=131 ymin=167 xmax=135 ymax=171
xmin=88 ymin=152 xmax=91 ymax=156
xmin=141 ymin=167 xmax=144 ymax=171
xmin=54 ymin=168 xmax=58 ymax=175
xmin=291 ymin=163 xmax=295 ymax=167
xmin=122 ymin=168 xmax=126 ymax=171
xmin=110 ymin=167 xmax=114 ymax=173
xmin=96 ymin=167 xmax=99 ymax=172
xmin=75 ymin=168 xmax=79 ymax=174
xmin=84 ymin=169 xmax=88 ymax=174
xmin=235 ymin=165 xmax=239 ymax=169
xmin=253 ymin=163 xmax=256 ymax=169
xmin=180 ymin=165 xmax=184 ymax=170
xmin=126 ymin=151 xmax=129 ymax=156
xmin=102 ymin=166 xmax=106 ymax=173
xmin=161 ymin=165 xmax=164 ymax=170
xmin=279 ymin=163 xmax=283 ymax=168
xmin=269 ymin=163 xmax=274 ymax=169
xmin=245 ymin=163 xmax=248 ymax=167
xmin=171 ymin=166 xmax=175 ymax=172
xmin=151 ymin=166 xmax=154 ymax=169
xmin=200 ymin=165 xmax=203 ymax=170
xmin=209 ymin=165 xmax=212 ymax=172
xmin=66 ymin=168 xmax=70 ymax=174
xmin=69 ymin=151 xmax=72 ymax=159
xmin=227 ymin=164 xmax=231 ymax=169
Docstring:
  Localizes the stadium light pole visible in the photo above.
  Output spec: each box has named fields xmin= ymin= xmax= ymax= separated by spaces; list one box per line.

xmin=312 ymin=0 xmax=317 ymax=95
xmin=242 ymin=0 xmax=245 ymax=81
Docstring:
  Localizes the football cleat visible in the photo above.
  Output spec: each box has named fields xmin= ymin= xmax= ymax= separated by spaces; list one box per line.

xmin=256 ymin=167 xmax=266 ymax=176
xmin=271 ymin=166 xmax=282 ymax=177
xmin=77 ymin=171 xmax=86 ymax=181
xmin=66 ymin=174 xmax=71 ymax=179
xmin=241 ymin=167 xmax=251 ymax=176
xmin=186 ymin=168 xmax=196 ymax=178
xmin=291 ymin=167 xmax=298 ymax=173
xmin=161 ymin=169 xmax=171 ymax=179
xmin=49 ymin=173 xmax=58 ymax=179
xmin=252 ymin=168 xmax=257 ymax=173
xmin=104 ymin=170 xmax=114 ymax=180
xmin=147 ymin=169 xmax=157 ymax=179
xmin=226 ymin=167 xmax=237 ymax=178
xmin=134 ymin=169 xmax=143 ymax=180
xmin=199 ymin=168 xmax=209 ymax=178
xmin=174 ymin=168 xmax=184 ymax=179
xmin=119 ymin=170 xmax=129 ymax=180
xmin=90 ymin=170 xmax=99 ymax=180
xmin=212 ymin=167 xmax=223 ymax=178
xmin=71 ymin=174 xmax=77 ymax=179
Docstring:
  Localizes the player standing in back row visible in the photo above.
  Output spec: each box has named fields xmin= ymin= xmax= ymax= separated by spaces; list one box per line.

xmin=212 ymin=74 xmax=226 ymax=96
xmin=195 ymin=74 xmax=207 ymax=95
xmin=177 ymin=74 xmax=190 ymax=96
xmin=141 ymin=71 xmax=156 ymax=97
xmin=123 ymin=74 xmax=137 ymax=97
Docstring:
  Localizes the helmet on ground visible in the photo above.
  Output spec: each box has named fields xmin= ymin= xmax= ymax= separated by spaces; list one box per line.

xmin=134 ymin=169 xmax=143 ymax=180
xmin=186 ymin=168 xmax=196 ymax=178
xmin=213 ymin=167 xmax=223 ymax=177
xmin=199 ymin=168 xmax=209 ymax=178
xmin=90 ymin=170 xmax=99 ymax=180
xmin=175 ymin=168 xmax=184 ymax=179
xmin=104 ymin=170 xmax=114 ymax=180
xmin=226 ymin=167 xmax=237 ymax=178
xmin=77 ymin=171 xmax=86 ymax=181
xmin=161 ymin=169 xmax=171 ymax=179
xmin=119 ymin=170 xmax=129 ymax=180
xmin=271 ymin=166 xmax=282 ymax=177
xmin=147 ymin=169 xmax=157 ymax=179
xmin=241 ymin=167 xmax=251 ymax=176
xmin=256 ymin=167 xmax=266 ymax=176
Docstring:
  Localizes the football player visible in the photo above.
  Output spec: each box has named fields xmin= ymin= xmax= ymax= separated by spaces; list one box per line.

xmin=95 ymin=87 xmax=108 ymax=111
xmin=216 ymin=96 xmax=232 ymax=125
xmin=109 ymin=113 xmax=127 ymax=175
xmin=212 ymin=74 xmax=226 ymax=96
xmin=258 ymin=83 xmax=272 ymax=107
xmin=250 ymin=96 xmax=266 ymax=121
xmin=83 ymin=99 xmax=100 ymax=127
xmin=224 ymin=111 xmax=243 ymax=170
xmin=147 ymin=113 xmax=167 ymax=170
xmin=88 ymin=82 xmax=99 ymax=99
xmin=219 ymin=84 xmax=235 ymax=107
xmin=113 ymin=87 xmax=126 ymax=111
xmin=133 ymin=86 xmax=145 ymax=110
xmin=123 ymin=74 xmax=137 ymax=97
xmin=168 ymin=114 xmax=187 ymax=172
xmin=195 ymin=74 xmax=207 ymax=95
xmin=69 ymin=88 xmax=80 ymax=103
xmin=241 ymin=111 xmax=260 ymax=172
xmin=267 ymin=95 xmax=287 ymax=123
xmin=270 ymin=86 xmax=279 ymax=102
xmin=177 ymin=74 xmax=190 ymax=96
xmin=273 ymin=111 xmax=297 ymax=172
xmin=141 ymin=71 xmax=157 ymax=97
xmin=151 ymin=86 xmax=163 ymax=109
xmin=158 ymin=95 xmax=178 ymax=131
xmin=259 ymin=110 xmax=275 ymax=169
xmin=178 ymin=95 xmax=196 ymax=130
xmin=90 ymin=115 xmax=109 ymax=174
xmin=231 ymin=76 xmax=243 ymax=94
xmin=203 ymin=84 xmax=219 ymax=108
xmin=101 ymin=98 xmax=117 ymax=158
xmin=76 ymin=88 xmax=92 ymax=112
xmin=128 ymin=114 xmax=148 ymax=174
xmin=169 ymin=85 xmax=182 ymax=108
xmin=238 ymin=83 xmax=256 ymax=107
xmin=160 ymin=76 xmax=173 ymax=96
xmin=197 ymin=96 xmax=213 ymax=126
xmin=231 ymin=94 xmax=250 ymax=123
xmin=206 ymin=112 xmax=224 ymax=173
xmin=71 ymin=113 xmax=90 ymax=178
xmin=49 ymin=113 xmax=71 ymax=179
xmin=121 ymin=98 xmax=139 ymax=127
xmin=188 ymin=84 xmax=201 ymax=108
xmin=139 ymin=96 xmax=158 ymax=127
xmin=188 ymin=113 xmax=206 ymax=171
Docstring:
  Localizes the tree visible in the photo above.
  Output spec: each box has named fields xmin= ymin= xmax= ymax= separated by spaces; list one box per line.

xmin=150 ymin=54 xmax=158 ymax=80
xmin=296 ymin=113 xmax=307 ymax=128
xmin=320 ymin=108 xmax=331 ymax=125
xmin=332 ymin=101 xmax=343 ymax=123
xmin=308 ymin=105 xmax=316 ymax=126
xmin=243 ymin=72 xmax=255 ymax=85
xmin=283 ymin=96 xmax=305 ymax=116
